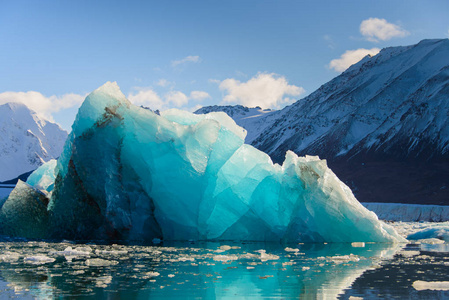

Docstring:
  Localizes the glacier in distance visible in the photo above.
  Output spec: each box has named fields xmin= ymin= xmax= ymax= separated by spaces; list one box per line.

xmin=0 ymin=82 xmax=404 ymax=243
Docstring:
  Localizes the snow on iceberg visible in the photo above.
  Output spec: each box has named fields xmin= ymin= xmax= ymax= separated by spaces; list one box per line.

xmin=0 ymin=82 xmax=404 ymax=243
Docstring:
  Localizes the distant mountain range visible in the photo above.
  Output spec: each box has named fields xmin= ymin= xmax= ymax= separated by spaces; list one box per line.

xmin=196 ymin=39 xmax=449 ymax=205
xmin=0 ymin=102 xmax=67 ymax=183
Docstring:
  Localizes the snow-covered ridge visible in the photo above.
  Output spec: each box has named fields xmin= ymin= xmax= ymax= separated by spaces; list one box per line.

xmin=251 ymin=38 xmax=449 ymax=161
xmin=0 ymin=102 xmax=67 ymax=182
xmin=196 ymin=39 xmax=449 ymax=205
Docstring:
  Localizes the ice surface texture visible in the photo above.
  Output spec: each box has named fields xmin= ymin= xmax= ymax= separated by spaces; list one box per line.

xmin=0 ymin=82 xmax=404 ymax=242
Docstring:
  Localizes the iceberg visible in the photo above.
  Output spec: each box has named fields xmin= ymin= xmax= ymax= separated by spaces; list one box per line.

xmin=0 ymin=82 xmax=404 ymax=243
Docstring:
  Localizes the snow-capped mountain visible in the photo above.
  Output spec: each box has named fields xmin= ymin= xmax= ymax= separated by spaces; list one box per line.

xmin=197 ymin=39 xmax=449 ymax=205
xmin=0 ymin=102 xmax=67 ymax=182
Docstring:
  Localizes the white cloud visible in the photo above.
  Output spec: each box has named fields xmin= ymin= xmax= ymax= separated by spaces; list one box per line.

xmin=171 ymin=55 xmax=201 ymax=67
xmin=128 ymin=87 xmax=211 ymax=111
xmin=165 ymin=91 xmax=189 ymax=107
xmin=208 ymin=79 xmax=221 ymax=84
xmin=190 ymin=91 xmax=210 ymax=101
xmin=360 ymin=18 xmax=409 ymax=42
xmin=329 ymin=48 xmax=380 ymax=72
xmin=323 ymin=34 xmax=336 ymax=49
xmin=128 ymin=88 xmax=164 ymax=109
xmin=0 ymin=91 xmax=85 ymax=122
xmin=218 ymin=73 xmax=304 ymax=109
xmin=156 ymin=79 xmax=171 ymax=87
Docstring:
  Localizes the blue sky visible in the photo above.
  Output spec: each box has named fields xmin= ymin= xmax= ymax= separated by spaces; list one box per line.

xmin=1 ymin=0 xmax=448 ymax=130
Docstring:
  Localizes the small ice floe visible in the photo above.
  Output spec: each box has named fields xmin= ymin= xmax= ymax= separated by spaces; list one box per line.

xmin=407 ymin=226 xmax=449 ymax=242
xmin=95 ymin=275 xmax=112 ymax=288
xmin=0 ymin=252 xmax=20 ymax=262
xmin=85 ymin=258 xmax=119 ymax=267
xmin=95 ymin=249 xmax=128 ymax=256
xmin=213 ymin=254 xmax=239 ymax=262
xmin=219 ymin=245 xmax=232 ymax=251
xmin=284 ymin=247 xmax=300 ymax=253
xmin=146 ymin=272 xmax=160 ymax=278
xmin=351 ymin=242 xmax=365 ymax=248
xmin=328 ymin=254 xmax=360 ymax=264
xmin=255 ymin=250 xmax=279 ymax=261
xmin=53 ymin=246 xmax=92 ymax=256
xmin=417 ymin=238 xmax=445 ymax=245
xmin=413 ymin=280 xmax=449 ymax=291
xmin=398 ymin=250 xmax=420 ymax=257
xmin=24 ymin=255 xmax=55 ymax=265
xmin=152 ymin=238 xmax=162 ymax=244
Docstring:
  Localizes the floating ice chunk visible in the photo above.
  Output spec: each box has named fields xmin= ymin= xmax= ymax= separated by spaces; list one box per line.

xmin=407 ymin=226 xmax=449 ymax=242
xmin=146 ymin=272 xmax=160 ymax=278
xmin=95 ymin=249 xmax=128 ymax=256
xmin=328 ymin=254 xmax=360 ymax=264
xmin=24 ymin=255 xmax=55 ymax=265
xmin=54 ymin=246 xmax=92 ymax=256
xmin=213 ymin=255 xmax=239 ymax=262
xmin=284 ymin=247 xmax=300 ymax=253
xmin=95 ymin=275 xmax=112 ymax=288
xmin=399 ymin=250 xmax=420 ymax=257
xmin=413 ymin=280 xmax=449 ymax=291
xmin=85 ymin=258 xmax=119 ymax=267
xmin=26 ymin=159 xmax=57 ymax=192
xmin=5 ymin=82 xmax=405 ymax=243
xmin=416 ymin=238 xmax=445 ymax=245
xmin=351 ymin=242 xmax=365 ymax=248
xmin=0 ymin=180 xmax=49 ymax=239
xmin=256 ymin=250 xmax=280 ymax=261
xmin=0 ymin=252 xmax=20 ymax=262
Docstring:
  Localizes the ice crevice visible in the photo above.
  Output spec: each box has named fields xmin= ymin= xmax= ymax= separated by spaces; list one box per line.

xmin=0 ymin=82 xmax=405 ymax=243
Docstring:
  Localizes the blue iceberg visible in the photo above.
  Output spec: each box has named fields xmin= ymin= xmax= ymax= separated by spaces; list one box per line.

xmin=0 ymin=82 xmax=404 ymax=242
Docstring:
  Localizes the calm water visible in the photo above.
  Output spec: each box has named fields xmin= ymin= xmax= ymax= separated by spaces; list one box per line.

xmin=1 ymin=224 xmax=449 ymax=299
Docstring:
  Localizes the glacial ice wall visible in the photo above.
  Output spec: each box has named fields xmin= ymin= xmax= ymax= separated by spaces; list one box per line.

xmin=0 ymin=82 xmax=404 ymax=242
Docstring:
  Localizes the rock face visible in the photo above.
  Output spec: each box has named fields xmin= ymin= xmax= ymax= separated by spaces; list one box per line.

xmin=197 ymin=39 xmax=449 ymax=205
xmin=0 ymin=82 xmax=403 ymax=243
xmin=0 ymin=102 xmax=67 ymax=182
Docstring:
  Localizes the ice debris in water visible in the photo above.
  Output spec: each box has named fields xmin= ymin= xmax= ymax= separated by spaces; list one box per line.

xmin=0 ymin=82 xmax=404 ymax=243
xmin=24 ymin=255 xmax=55 ymax=265
xmin=85 ymin=258 xmax=119 ymax=267
xmin=407 ymin=226 xmax=449 ymax=242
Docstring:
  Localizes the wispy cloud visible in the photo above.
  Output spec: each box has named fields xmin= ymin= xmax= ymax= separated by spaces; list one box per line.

xmin=156 ymin=79 xmax=172 ymax=87
xmin=329 ymin=48 xmax=380 ymax=72
xmin=323 ymin=34 xmax=336 ymax=49
xmin=165 ymin=91 xmax=189 ymax=107
xmin=128 ymin=88 xmax=164 ymax=109
xmin=189 ymin=91 xmax=210 ymax=101
xmin=171 ymin=55 xmax=201 ymax=67
xmin=217 ymin=72 xmax=304 ymax=109
xmin=0 ymin=91 xmax=85 ymax=122
xmin=128 ymin=87 xmax=210 ymax=110
xmin=360 ymin=18 xmax=409 ymax=42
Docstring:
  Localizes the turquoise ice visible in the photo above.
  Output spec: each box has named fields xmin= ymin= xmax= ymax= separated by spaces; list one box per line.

xmin=0 ymin=82 xmax=404 ymax=242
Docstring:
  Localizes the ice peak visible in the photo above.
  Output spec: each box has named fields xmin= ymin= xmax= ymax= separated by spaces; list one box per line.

xmin=92 ymin=81 xmax=128 ymax=103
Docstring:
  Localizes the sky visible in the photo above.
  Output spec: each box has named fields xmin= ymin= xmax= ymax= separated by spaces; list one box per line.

xmin=1 ymin=0 xmax=448 ymax=130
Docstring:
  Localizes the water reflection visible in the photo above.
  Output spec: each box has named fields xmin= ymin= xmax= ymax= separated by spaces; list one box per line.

xmin=0 ymin=240 xmax=404 ymax=299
